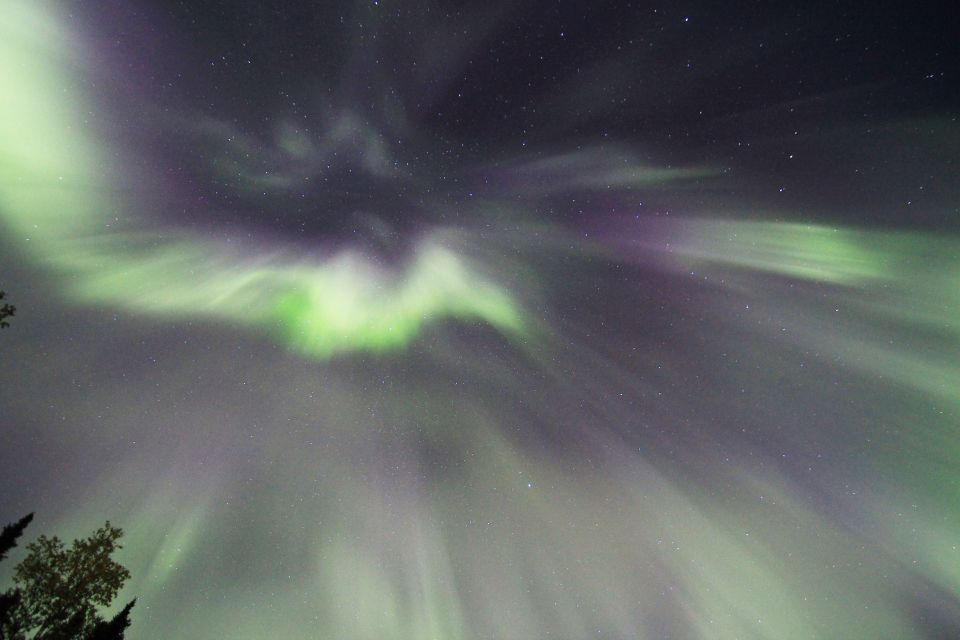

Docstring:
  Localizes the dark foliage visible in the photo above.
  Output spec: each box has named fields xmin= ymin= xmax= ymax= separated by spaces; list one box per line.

xmin=0 ymin=516 xmax=135 ymax=640
xmin=87 ymin=600 xmax=136 ymax=640
xmin=0 ymin=291 xmax=14 ymax=329
xmin=0 ymin=515 xmax=33 ymax=562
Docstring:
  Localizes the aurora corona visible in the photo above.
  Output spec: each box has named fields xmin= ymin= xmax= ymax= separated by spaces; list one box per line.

xmin=1 ymin=1 xmax=959 ymax=639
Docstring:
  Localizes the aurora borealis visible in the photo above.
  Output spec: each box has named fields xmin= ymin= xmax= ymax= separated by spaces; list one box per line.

xmin=1 ymin=0 xmax=959 ymax=638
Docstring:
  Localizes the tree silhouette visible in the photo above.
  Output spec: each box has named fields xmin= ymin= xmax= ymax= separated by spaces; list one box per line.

xmin=0 ymin=291 xmax=14 ymax=329
xmin=0 ymin=515 xmax=33 ymax=562
xmin=0 ymin=515 xmax=34 ymax=639
xmin=0 ymin=516 xmax=135 ymax=640
xmin=87 ymin=601 xmax=135 ymax=640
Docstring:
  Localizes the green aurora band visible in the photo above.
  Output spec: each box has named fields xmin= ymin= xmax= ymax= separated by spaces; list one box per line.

xmin=0 ymin=0 xmax=524 ymax=358
xmin=640 ymin=216 xmax=960 ymax=610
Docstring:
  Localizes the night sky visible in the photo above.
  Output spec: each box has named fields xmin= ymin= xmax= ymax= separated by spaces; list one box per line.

xmin=1 ymin=1 xmax=959 ymax=638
